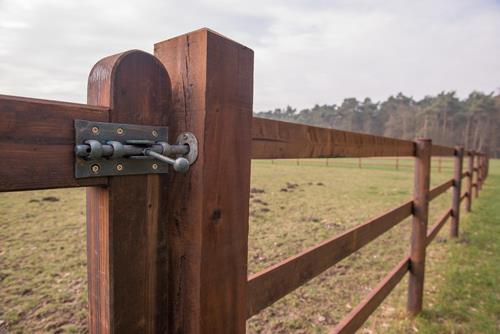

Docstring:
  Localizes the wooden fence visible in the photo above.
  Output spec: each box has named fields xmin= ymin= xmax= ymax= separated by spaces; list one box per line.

xmin=0 ymin=28 xmax=491 ymax=333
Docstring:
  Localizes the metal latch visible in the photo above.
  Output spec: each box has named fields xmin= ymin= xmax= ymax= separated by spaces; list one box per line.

xmin=74 ymin=119 xmax=198 ymax=178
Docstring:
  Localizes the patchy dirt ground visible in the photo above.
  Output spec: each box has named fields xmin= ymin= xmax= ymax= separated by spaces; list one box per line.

xmin=1 ymin=158 xmax=459 ymax=333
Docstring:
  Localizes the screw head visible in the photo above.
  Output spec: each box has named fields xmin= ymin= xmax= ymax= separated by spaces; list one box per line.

xmin=152 ymin=163 xmax=158 ymax=170
xmin=116 ymin=128 xmax=124 ymax=135
xmin=91 ymin=164 xmax=100 ymax=174
xmin=116 ymin=163 xmax=124 ymax=171
xmin=152 ymin=130 xmax=158 ymax=137
xmin=91 ymin=126 xmax=99 ymax=135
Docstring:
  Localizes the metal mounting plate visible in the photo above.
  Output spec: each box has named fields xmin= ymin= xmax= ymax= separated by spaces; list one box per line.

xmin=74 ymin=119 xmax=169 ymax=178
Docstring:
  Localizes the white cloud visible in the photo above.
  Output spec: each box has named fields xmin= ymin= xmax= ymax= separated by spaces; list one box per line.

xmin=0 ymin=0 xmax=499 ymax=110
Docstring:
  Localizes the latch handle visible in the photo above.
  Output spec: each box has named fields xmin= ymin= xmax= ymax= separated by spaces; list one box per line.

xmin=144 ymin=149 xmax=190 ymax=173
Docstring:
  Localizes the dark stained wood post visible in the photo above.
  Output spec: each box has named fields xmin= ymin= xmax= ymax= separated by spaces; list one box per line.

xmin=474 ymin=152 xmax=480 ymax=198
xmin=450 ymin=147 xmax=464 ymax=237
xmin=408 ymin=138 xmax=431 ymax=316
xmin=478 ymin=154 xmax=483 ymax=191
xmin=154 ymin=28 xmax=253 ymax=333
xmin=466 ymin=151 xmax=474 ymax=212
xmin=86 ymin=51 xmax=171 ymax=333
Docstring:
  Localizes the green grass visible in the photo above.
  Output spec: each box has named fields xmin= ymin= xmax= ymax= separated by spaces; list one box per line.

xmin=0 ymin=158 xmax=497 ymax=333
xmin=410 ymin=163 xmax=500 ymax=333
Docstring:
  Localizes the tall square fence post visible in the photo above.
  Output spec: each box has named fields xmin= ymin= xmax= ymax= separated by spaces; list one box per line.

xmin=408 ymin=138 xmax=432 ymax=316
xmin=154 ymin=28 xmax=254 ymax=333
xmin=450 ymin=147 xmax=464 ymax=237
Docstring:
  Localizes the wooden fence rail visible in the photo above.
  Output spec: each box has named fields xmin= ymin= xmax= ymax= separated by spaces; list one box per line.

xmin=0 ymin=28 xmax=491 ymax=333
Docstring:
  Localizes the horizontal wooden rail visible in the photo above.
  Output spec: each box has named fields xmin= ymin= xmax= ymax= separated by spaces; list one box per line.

xmin=0 ymin=94 xmax=109 ymax=191
xmin=431 ymin=144 xmax=456 ymax=157
xmin=428 ymin=179 xmax=454 ymax=201
xmin=246 ymin=200 xmax=413 ymax=318
xmin=460 ymin=192 xmax=468 ymax=203
xmin=462 ymin=171 xmax=468 ymax=179
xmin=331 ymin=256 xmax=410 ymax=334
xmin=251 ymin=117 xmax=415 ymax=159
xmin=426 ymin=208 xmax=452 ymax=247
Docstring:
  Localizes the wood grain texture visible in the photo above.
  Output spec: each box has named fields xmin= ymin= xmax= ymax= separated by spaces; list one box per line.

xmin=251 ymin=117 xmax=415 ymax=158
xmin=331 ymin=257 xmax=410 ymax=334
xmin=428 ymin=179 xmax=454 ymax=201
xmin=431 ymin=144 xmax=455 ymax=157
xmin=247 ymin=200 xmax=413 ymax=318
xmin=0 ymin=94 xmax=108 ymax=191
xmin=450 ymin=147 xmax=464 ymax=237
xmin=155 ymin=28 xmax=253 ymax=333
xmin=408 ymin=139 xmax=431 ymax=316
xmin=86 ymin=50 xmax=171 ymax=333
xmin=426 ymin=209 xmax=452 ymax=247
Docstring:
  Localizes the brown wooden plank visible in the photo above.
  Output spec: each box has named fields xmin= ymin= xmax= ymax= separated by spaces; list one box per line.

xmin=450 ymin=147 xmax=464 ymax=237
xmin=247 ymin=200 xmax=413 ymax=318
xmin=431 ymin=144 xmax=455 ymax=157
xmin=408 ymin=139 xmax=431 ymax=315
xmin=86 ymin=50 xmax=171 ymax=333
xmin=428 ymin=179 xmax=454 ymax=201
xmin=251 ymin=117 xmax=415 ymax=158
xmin=462 ymin=171 xmax=468 ymax=179
xmin=331 ymin=257 xmax=410 ymax=334
xmin=155 ymin=28 xmax=253 ymax=333
xmin=426 ymin=208 xmax=452 ymax=247
xmin=0 ymin=94 xmax=108 ymax=191
xmin=460 ymin=192 xmax=468 ymax=203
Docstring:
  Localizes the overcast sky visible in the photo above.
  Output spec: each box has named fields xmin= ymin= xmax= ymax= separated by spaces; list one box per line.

xmin=1 ymin=0 xmax=499 ymax=111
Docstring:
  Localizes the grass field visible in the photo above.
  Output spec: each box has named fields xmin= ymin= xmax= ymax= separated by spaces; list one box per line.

xmin=1 ymin=158 xmax=498 ymax=333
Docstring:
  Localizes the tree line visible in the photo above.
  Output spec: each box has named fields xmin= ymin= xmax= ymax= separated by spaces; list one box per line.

xmin=256 ymin=91 xmax=500 ymax=157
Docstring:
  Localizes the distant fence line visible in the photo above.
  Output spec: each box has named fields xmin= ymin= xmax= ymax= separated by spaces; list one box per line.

xmin=267 ymin=156 xmax=455 ymax=172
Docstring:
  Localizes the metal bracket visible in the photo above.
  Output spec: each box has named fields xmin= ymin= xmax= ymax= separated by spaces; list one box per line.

xmin=74 ymin=119 xmax=198 ymax=178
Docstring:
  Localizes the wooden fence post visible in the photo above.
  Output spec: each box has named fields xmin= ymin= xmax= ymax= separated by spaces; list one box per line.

xmin=154 ymin=28 xmax=253 ymax=333
xmin=450 ymin=147 xmax=464 ymax=237
xmin=474 ymin=152 xmax=480 ymax=198
xmin=478 ymin=154 xmax=482 ymax=191
xmin=466 ymin=151 xmax=474 ymax=212
xmin=408 ymin=138 xmax=431 ymax=316
xmin=86 ymin=51 xmax=171 ymax=333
